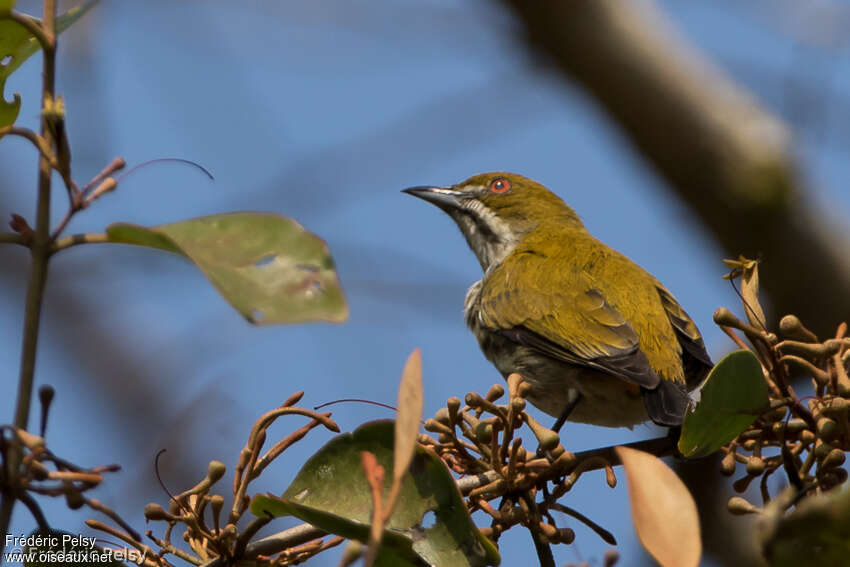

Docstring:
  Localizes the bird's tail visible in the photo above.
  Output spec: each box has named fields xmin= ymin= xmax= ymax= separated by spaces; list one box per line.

xmin=642 ymin=380 xmax=691 ymax=427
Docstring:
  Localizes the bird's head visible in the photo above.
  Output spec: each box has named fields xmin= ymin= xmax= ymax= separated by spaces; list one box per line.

xmin=403 ymin=172 xmax=583 ymax=271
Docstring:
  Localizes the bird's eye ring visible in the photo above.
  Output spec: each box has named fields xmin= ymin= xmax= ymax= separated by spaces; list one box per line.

xmin=489 ymin=177 xmax=511 ymax=193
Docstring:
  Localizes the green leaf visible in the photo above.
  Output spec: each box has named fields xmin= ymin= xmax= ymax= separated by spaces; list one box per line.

xmin=678 ymin=349 xmax=768 ymax=458
xmin=0 ymin=1 xmax=97 ymax=127
xmin=0 ymin=17 xmax=27 ymax=125
xmin=251 ymin=420 xmax=500 ymax=567
xmin=759 ymin=488 xmax=850 ymax=567
xmin=106 ymin=212 xmax=348 ymax=325
xmin=255 ymin=494 xmax=424 ymax=566
xmin=22 ymin=529 xmax=126 ymax=566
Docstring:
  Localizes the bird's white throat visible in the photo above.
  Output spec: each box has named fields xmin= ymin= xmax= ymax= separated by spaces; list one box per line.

xmin=451 ymin=199 xmax=520 ymax=272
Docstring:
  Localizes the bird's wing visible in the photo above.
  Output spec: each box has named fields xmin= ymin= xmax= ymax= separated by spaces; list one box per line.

xmin=475 ymin=252 xmax=660 ymax=390
xmin=655 ymin=283 xmax=713 ymax=388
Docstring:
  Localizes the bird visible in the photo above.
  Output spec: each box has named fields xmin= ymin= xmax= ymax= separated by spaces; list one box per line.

xmin=403 ymin=172 xmax=712 ymax=429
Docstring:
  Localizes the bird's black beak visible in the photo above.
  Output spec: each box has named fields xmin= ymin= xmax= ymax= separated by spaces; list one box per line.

xmin=402 ymin=185 xmax=463 ymax=209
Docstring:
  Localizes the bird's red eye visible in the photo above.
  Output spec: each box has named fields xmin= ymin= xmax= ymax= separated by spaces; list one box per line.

xmin=489 ymin=177 xmax=511 ymax=193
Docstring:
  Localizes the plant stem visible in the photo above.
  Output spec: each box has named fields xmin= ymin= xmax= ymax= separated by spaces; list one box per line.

xmin=0 ymin=233 xmax=29 ymax=246
xmin=0 ymin=126 xmax=55 ymax=164
xmin=0 ymin=0 xmax=57 ymax=550
xmin=51 ymin=232 xmax=110 ymax=253
xmin=15 ymin=0 xmax=55 ymax=453
xmin=8 ymin=11 xmax=51 ymax=51
xmin=529 ymin=526 xmax=556 ymax=567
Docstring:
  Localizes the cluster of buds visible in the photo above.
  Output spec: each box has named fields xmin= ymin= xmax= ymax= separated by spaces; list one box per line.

xmin=0 ymin=423 xmax=130 ymax=532
xmin=90 ymin=392 xmax=342 ymax=567
xmin=0 ymin=386 xmax=136 ymax=546
xmin=419 ymin=373 xmax=622 ymax=554
xmin=714 ymin=307 xmax=850 ymax=513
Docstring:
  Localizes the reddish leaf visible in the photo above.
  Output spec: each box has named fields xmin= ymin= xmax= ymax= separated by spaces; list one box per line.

xmin=616 ymin=446 xmax=701 ymax=567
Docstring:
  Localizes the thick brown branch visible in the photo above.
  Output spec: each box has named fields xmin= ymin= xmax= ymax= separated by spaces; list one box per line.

xmin=499 ymin=0 xmax=850 ymax=336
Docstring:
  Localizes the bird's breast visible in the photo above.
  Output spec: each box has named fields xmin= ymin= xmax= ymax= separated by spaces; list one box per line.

xmin=463 ymin=280 xmax=647 ymax=428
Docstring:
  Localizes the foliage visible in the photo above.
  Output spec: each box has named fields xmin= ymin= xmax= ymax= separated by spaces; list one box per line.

xmin=252 ymin=421 xmax=499 ymax=567
xmin=86 ymin=393 xmax=342 ymax=566
xmin=2 ymin=3 xmax=849 ymax=567
xmin=679 ymin=349 xmax=767 ymax=458
xmin=107 ymin=214 xmax=347 ymax=325
xmin=0 ymin=1 xmax=96 ymax=127
xmin=708 ymin=258 xmax=850 ymax=564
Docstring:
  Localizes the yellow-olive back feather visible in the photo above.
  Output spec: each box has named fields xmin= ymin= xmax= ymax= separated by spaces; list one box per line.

xmin=473 ymin=220 xmax=689 ymax=386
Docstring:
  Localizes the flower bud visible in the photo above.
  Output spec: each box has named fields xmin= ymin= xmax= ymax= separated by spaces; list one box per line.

xmin=720 ymin=452 xmax=737 ymax=476
xmin=728 ymin=496 xmax=760 ymax=515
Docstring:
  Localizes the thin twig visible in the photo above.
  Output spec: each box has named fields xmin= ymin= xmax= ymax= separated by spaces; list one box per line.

xmin=50 ymin=207 xmax=78 ymax=241
xmin=81 ymin=156 xmax=126 ymax=197
xmin=232 ymin=516 xmax=271 ymax=560
xmin=0 ymin=233 xmax=29 ymax=247
xmin=230 ymin=407 xmax=338 ymax=522
xmin=253 ymin=418 xmax=324 ymax=478
xmin=7 ymin=11 xmax=51 ymax=51
xmin=50 ymin=157 xmax=126 ymax=240
xmin=522 ymin=493 xmax=555 ymax=567
xmin=86 ymin=520 xmax=168 ymax=566
xmin=147 ymin=532 xmax=204 ymax=566
xmin=85 ymin=497 xmax=141 ymax=541
xmin=0 ymin=126 xmax=56 ymax=165
xmin=18 ymin=491 xmax=50 ymax=532
xmin=720 ymin=325 xmax=751 ymax=351
xmin=50 ymin=232 xmax=110 ymax=253
xmin=547 ymin=502 xmax=616 ymax=545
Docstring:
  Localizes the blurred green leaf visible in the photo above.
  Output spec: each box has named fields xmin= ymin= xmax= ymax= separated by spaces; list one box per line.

xmin=106 ymin=212 xmax=348 ymax=325
xmin=0 ymin=1 xmax=97 ymax=127
xmin=679 ymin=349 xmax=768 ymax=457
xmin=759 ymin=488 xmax=850 ymax=567
xmin=251 ymin=420 xmax=500 ymax=567
xmin=0 ymin=16 xmax=28 ymax=125
xmin=22 ymin=529 xmax=125 ymax=566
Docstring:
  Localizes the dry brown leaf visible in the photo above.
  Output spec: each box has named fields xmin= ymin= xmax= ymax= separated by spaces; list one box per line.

xmin=386 ymin=348 xmax=423 ymax=516
xmin=739 ymin=259 xmax=766 ymax=329
xmin=724 ymin=256 xmax=765 ymax=329
xmin=615 ymin=446 xmax=701 ymax=567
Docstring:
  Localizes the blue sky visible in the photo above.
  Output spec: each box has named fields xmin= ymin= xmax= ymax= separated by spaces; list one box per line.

xmin=2 ymin=1 xmax=849 ymax=565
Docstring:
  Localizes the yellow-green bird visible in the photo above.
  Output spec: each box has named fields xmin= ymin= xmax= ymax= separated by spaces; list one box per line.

xmin=403 ymin=172 xmax=712 ymax=428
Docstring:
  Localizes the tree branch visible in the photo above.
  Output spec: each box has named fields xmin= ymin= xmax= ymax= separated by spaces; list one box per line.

xmin=498 ymin=0 xmax=850 ymax=336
